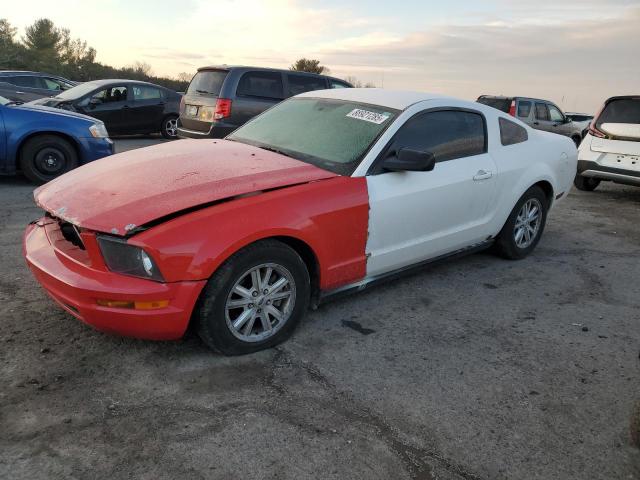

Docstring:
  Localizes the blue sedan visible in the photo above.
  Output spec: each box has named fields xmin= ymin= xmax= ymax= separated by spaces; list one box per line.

xmin=0 ymin=95 xmax=113 ymax=183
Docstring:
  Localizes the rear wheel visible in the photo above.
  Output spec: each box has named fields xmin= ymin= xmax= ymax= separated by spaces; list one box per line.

xmin=494 ymin=186 xmax=548 ymax=260
xmin=574 ymin=175 xmax=600 ymax=192
xmin=161 ymin=115 xmax=179 ymax=139
xmin=194 ymin=240 xmax=310 ymax=355
xmin=19 ymin=135 xmax=78 ymax=184
xmin=571 ymin=135 xmax=582 ymax=148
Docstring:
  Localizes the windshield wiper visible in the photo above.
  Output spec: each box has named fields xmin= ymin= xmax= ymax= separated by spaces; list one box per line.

xmin=255 ymin=145 xmax=296 ymax=159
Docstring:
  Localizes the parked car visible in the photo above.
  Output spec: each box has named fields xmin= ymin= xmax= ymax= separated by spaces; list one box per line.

xmin=29 ymin=80 xmax=182 ymax=139
xmin=565 ymin=112 xmax=594 ymax=139
xmin=0 ymin=71 xmax=77 ymax=103
xmin=177 ymin=65 xmax=352 ymax=138
xmin=0 ymin=95 xmax=113 ymax=183
xmin=24 ymin=89 xmax=576 ymax=354
xmin=477 ymin=95 xmax=584 ymax=147
xmin=575 ymin=96 xmax=640 ymax=191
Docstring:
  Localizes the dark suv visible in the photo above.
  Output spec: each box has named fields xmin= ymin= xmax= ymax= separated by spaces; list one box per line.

xmin=177 ymin=66 xmax=352 ymax=138
xmin=477 ymin=95 xmax=585 ymax=147
xmin=0 ymin=71 xmax=77 ymax=102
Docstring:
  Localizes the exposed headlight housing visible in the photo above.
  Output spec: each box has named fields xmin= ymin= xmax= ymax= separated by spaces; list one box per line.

xmin=97 ymin=236 xmax=164 ymax=282
xmin=89 ymin=123 xmax=109 ymax=138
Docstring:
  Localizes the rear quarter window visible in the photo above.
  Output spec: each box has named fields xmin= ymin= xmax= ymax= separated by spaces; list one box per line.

xmin=236 ymin=71 xmax=284 ymax=99
xmin=517 ymin=101 xmax=532 ymax=118
xmin=287 ymin=74 xmax=326 ymax=96
xmin=477 ymin=97 xmax=511 ymax=113
xmin=499 ymin=117 xmax=528 ymax=146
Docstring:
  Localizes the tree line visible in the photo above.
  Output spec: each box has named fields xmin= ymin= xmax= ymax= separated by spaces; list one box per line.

xmin=0 ymin=18 xmax=374 ymax=92
xmin=0 ymin=18 xmax=189 ymax=91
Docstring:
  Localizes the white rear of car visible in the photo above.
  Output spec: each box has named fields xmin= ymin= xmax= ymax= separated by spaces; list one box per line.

xmin=576 ymin=96 xmax=640 ymax=190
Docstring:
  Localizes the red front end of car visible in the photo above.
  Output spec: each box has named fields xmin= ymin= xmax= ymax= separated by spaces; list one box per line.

xmin=23 ymin=219 xmax=206 ymax=340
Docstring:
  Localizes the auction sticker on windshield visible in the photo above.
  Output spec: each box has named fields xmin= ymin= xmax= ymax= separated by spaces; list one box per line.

xmin=346 ymin=109 xmax=390 ymax=125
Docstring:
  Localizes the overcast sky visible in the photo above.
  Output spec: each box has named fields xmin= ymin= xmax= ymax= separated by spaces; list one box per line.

xmin=5 ymin=0 xmax=639 ymax=112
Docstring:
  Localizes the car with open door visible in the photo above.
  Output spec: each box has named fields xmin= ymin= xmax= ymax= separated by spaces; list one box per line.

xmin=575 ymin=96 xmax=640 ymax=191
xmin=24 ymin=89 xmax=576 ymax=354
xmin=29 ymin=79 xmax=182 ymax=139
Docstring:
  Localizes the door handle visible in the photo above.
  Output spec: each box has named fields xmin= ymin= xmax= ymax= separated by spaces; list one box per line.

xmin=473 ymin=170 xmax=493 ymax=181
xmin=533 ymin=121 xmax=539 ymax=125
xmin=15 ymin=91 xmax=25 ymax=95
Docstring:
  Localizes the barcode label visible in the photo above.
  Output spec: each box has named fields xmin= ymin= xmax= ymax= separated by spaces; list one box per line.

xmin=346 ymin=109 xmax=390 ymax=125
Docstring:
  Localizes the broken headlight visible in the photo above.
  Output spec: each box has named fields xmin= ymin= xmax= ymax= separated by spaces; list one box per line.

xmin=97 ymin=236 xmax=164 ymax=282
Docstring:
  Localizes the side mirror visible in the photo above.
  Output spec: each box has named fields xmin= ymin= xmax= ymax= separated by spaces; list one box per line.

xmin=89 ymin=97 xmax=101 ymax=106
xmin=563 ymin=116 xmax=572 ymax=124
xmin=382 ymin=148 xmax=436 ymax=172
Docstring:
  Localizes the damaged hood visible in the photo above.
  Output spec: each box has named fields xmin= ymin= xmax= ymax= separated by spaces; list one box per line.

xmin=35 ymin=139 xmax=338 ymax=234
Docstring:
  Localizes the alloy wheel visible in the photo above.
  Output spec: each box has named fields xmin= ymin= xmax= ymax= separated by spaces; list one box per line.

xmin=514 ymin=198 xmax=542 ymax=249
xmin=225 ymin=263 xmax=296 ymax=343
xmin=165 ymin=118 xmax=178 ymax=137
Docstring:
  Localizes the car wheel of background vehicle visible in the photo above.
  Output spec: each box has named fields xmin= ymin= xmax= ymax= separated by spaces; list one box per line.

xmin=194 ymin=239 xmax=310 ymax=355
xmin=161 ymin=115 xmax=179 ymax=139
xmin=494 ymin=185 xmax=548 ymax=260
xmin=19 ymin=135 xmax=78 ymax=184
xmin=573 ymin=175 xmax=600 ymax=192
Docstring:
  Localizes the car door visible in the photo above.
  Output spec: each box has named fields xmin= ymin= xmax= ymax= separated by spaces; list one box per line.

xmin=515 ymin=99 xmax=533 ymax=126
xmin=365 ymin=109 xmax=498 ymax=277
xmin=130 ymin=84 xmax=165 ymax=132
xmin=231 ymin=71 xmax=285 ymax=127
xmin=533 ymin=102 xmax=553 ymax=132
xmin=77 ymin=84 xmax=130 ymax=134
xmin=547 ymin=103 xmax=573 ymax=136
xmin=6 ymin=75 xmax=47 ymax=102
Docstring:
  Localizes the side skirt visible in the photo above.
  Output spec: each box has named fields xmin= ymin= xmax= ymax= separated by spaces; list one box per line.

xmin=316 ymin=239 xmax=494 ymax=306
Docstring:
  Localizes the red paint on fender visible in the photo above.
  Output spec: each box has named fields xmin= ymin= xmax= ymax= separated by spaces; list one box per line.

xmin=34 ymin=139 xmax=338 ymax=234
xmin=134 ymin=175 xmax=370 ymax=290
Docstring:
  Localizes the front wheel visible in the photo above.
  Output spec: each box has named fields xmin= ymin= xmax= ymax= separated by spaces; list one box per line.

xmin=494 ymin=186 xmax=548 ymax=260
xmin=194 ymin=240 xmax=310 ymax=355
xmin=19 ymin=135 xmax=79 ymax=184
xmin=161 ymin=115 xmax=179 ymax=139
xmin=574 ymin=175 xmax=600 ymax=192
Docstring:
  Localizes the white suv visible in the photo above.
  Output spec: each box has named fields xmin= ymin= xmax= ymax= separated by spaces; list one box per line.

xmin=575 ymin=96 xmax=640 ymax=191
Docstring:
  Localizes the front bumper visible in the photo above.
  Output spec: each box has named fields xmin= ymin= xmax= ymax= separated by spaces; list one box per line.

xmin=80 ymin=137 xmax=114 ymax=163
xmin=577 ymin=160 xmax=640 ymax=187
xmin=23 ymin=221 xmax=206 ymax=340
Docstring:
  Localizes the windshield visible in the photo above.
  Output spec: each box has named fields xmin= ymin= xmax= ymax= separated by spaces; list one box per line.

xmin=0 ymin=96 xmax=9 ymax=106
xmin=54 ymin=82 xmax=102 ymax=100
xmin=187 ymin=70 xmax=228 ymax=96
xmin=227 ymin=97 xmax=398 ymax=175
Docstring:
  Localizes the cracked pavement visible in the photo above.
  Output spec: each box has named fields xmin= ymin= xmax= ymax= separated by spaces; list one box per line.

xmin=1 ymin=138 xmax=639 ymax=479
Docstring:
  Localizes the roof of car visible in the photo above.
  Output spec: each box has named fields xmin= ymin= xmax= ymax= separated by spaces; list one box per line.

xmin=297 ymin=88 xmax=452 ymax=110
xmin=81 ymin=79 xmax=168 ymax=88
xmin=196 ymin=65 xmax=351 ymax=83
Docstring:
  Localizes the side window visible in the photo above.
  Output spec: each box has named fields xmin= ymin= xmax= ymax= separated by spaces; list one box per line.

xmin=517 ymin=101 xmax=531 ymax=118
xmin=548 ymin=105 xmax=564 ymax=122
xmin=499 ymin=117 xmax=528 ymax=146
xmin=286 ymin=74 xmax=327 ymax=96
xmin=236 ymin=71 xmax=284 ymax=99
xmin=387 ymin=110 xmax=486 ymax=164
xmin=535 ymin=103 xmax=550 ymax=121
xmin=9 ymin=76 xmax=42 ymax=88
xmin=89 ymin=86 xmax=128 ymax=104
xmin=43 ymin=78 xmax=73 ymax=91
xmin=329 ymin=79 xmax=350 ymax=89
xmin=133 ymin=86 xmax=162 ymax=100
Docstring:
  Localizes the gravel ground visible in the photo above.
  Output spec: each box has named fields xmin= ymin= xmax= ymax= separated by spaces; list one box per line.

xmin=1 ymin=139 xmax=639 ymax=479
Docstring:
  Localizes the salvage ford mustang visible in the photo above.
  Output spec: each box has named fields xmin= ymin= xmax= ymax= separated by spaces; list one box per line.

xmin=23 ymin=89 xmax=577 ymax=355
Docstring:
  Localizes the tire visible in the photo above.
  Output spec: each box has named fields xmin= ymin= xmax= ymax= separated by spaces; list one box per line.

xmin=19 ymin=135 xmax=78 ymax=184
xmin=494 ymin=185 xmax=548 ymax=260
xmin=161 ymin=115 xmax=179 ymax=139
xmin=574 ymin=175 xmax=600 ymax=192
xmin=194 ymin=239 xmax=310 ymax=355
